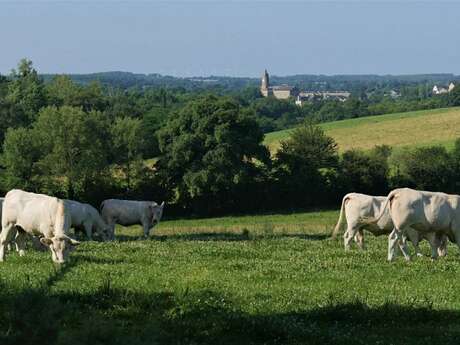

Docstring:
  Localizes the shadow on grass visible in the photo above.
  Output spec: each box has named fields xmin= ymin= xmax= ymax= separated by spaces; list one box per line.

xmin=1 ymin=284 xmax=459 ymax=345
xmin=112 ymin=232 xmax=329 ymax=243
xmin=148 ymin=232 xmax=328 ymax=242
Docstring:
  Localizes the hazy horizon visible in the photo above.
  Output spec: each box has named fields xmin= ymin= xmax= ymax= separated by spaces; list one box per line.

xmin=1 ymin=1 xmax=459 ymax=77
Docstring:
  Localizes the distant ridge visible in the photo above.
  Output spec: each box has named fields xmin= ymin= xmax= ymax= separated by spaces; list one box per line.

xmin=39 ymin=71 xmax=460 ymax=90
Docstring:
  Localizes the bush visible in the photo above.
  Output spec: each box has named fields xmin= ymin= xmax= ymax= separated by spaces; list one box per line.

xmin=339 ymin=146 xmax=390 ymax=196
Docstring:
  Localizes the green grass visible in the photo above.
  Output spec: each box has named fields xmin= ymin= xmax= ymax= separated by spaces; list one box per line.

xmin=264 ymin=107 xmax=460 ymax=153
xmin=2 ymin=210 xmax=460 ymax=344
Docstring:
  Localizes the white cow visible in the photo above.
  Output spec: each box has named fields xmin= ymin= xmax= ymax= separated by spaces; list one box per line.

xmin=65 ymin=199 xmax=111 ymax=241
xmin=332 ymin=193 xmax=428 ymax=256
xmin=0 ymin=189 xmax=80 ymax=263
xmin=1 ymin=196 xmax=46 ymax=253
xmin=367 ymin=188 xmax=456 ymax=261
xmin=100 ymin=199 xmax=164 ymax=239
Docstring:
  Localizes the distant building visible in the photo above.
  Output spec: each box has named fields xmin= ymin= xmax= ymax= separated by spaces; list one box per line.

xmin=389 ymin=90 xmax=401 ymax=99
xmin=261 ymin=69 xmax=351 ymax=105
xmin=260 ymin=69 xmax=297 ymax=99
xmin=295 ymin=91 xmax=351 ymax=106
xmin=433 ymin=82 xmax=455 ymax=95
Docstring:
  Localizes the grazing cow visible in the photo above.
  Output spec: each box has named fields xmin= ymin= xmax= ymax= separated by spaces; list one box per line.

xmin=1 ymin=196 xmax=46 ymax=253
xmin=366 ymin=188 xmax=456 ymax=261
xmin=100 ymin=199 xmax=164 ymax=239
xmin=65 ymin=199 xmax=111 ymax=241
xmin=0 ymin=189 xmax=80 ymax=263
xmin=332 ymin=193 xmax=428 ymax=256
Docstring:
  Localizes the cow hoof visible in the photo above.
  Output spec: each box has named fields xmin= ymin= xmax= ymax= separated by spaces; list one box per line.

xmin=416 ymin=253 xmax=424 ymax=257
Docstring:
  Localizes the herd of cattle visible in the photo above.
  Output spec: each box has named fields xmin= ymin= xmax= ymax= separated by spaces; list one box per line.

xmin=332 ymin=188 xmax=460 ymax=261
xmin=0 ymin=189 xmax=164 ymax=263
xmin=1 ymin=187 xmax=460 ymax=264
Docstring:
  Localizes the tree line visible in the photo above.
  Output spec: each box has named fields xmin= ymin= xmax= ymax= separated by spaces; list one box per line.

xmin=1 ymin=59 xmax=460 ymax=217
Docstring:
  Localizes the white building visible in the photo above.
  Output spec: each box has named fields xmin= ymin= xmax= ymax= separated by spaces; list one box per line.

xmin=433 ymin=82 xmax=455 ymax=95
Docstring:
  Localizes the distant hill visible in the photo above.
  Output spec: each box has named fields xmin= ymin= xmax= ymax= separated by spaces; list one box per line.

xmin=40 ymin=71 xmax=460 ymax=91
xmin=264 ymin=107 xmax=460 ymax=153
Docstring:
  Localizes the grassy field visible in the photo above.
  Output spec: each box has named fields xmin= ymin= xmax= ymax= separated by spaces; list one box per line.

xmin=1 ymin=211 xmax=460 ymax=344
xmin=264 ymin=107 xmax=460 ymax=153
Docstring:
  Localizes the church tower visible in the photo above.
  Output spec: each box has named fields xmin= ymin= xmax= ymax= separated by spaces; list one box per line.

xmin=261 ymin=69 xmax=270 ymax=96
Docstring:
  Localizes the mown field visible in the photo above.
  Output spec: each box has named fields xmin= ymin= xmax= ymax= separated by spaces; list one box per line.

xmin=264 ymin=107 xmax=460 ymax=153
xmin=1 ymin=211 xmax=460 ymax=345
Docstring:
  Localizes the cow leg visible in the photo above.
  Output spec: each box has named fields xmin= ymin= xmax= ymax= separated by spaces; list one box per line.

xmin=397 ymin=234 xmax=411 ymax=261
xmin=389 ymin=228 xmax=410 ymax=261
xmin=425 ymin=232 xmax=440 ymax=260
xmin=354 ymin=230 xmax=365 ymax=250
xmin=437 ymin=234 xmax=448 ymax=257
xmin=405 ymin=229 xmax=423 ymax=257
xmin=84 ymin=221 xmax=93 ymax=241
xmin=14 ymin=230 xmax=27 ymax=257
xmin=142 ymin=221 xmax=150 ymax=238
xmin=343 ymin=225 xmax=358 ymax=250
xmin=107 ymin=221 xmax=116 ymax=241
xmin=0 ymin=223 xmax=16 ymax=261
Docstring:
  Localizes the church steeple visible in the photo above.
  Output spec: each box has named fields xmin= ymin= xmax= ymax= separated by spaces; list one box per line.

xmin=261 ymin=69 xmax=269 ymax=91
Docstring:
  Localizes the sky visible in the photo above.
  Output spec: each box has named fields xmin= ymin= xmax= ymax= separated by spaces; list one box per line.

xmin=0 ymin=1 xmax=459 ymax=77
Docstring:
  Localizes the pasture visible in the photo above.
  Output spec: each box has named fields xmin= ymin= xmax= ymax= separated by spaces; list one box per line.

xmin=264 ymin=107 xmax=460 ymax=153
xmin=1 ymin=210 xmax=460 ymax=344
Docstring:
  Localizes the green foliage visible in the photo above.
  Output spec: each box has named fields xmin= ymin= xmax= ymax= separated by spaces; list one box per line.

xmin=6 ymin=59 xmax=46 ymax=123
xmin=157 ymin=95 xmax=270 ymax=214
xmin=390 ymin=146 xmax=455 ymax=192
xmin=45 ymin=76 xmax=107 ymax=111
xmin=340 ymin=147 xmax=390 ymax=196
xmin=32 ymin=106 xmax=109 ymax=199
xmin=1 ymin=127 xmax=41 ymax=191
xmin=274 ymin=122 xmax=338 ymax=207
xmin=1 ymin=58 xmax=460 ymax=215
xmin=110 ymin=117 xmax=145 ymax=192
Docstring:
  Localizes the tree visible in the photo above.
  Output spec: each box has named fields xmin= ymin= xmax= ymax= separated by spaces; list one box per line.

xmin=340 ymin=148 xmax=390 ymax=196
xmin=46 ymin=76 xmax=107 ymax=112
xmin=1 ymin=127 xmax=41 ymax=191
xmin=391 ymin=146 xmax=454 ymax=192
xmin=274 ymin=121 xmax=339 ymax=208
xmin=110 ymin=117 xmax=145 ymax=192
xmin=33 ymin=106 xmax=109 ymax=199
xmin=6 ymin=59 xmax=46 ymax=123
xmin=157 ymin=95 xmax=270 ymax=214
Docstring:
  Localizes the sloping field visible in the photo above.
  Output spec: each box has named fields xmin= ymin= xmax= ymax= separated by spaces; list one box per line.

xmin=264 ymin=107 xmax=460 ymax=152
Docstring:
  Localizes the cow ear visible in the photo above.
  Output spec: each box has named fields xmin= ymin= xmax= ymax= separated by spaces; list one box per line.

xmin=160 ymin=201 xmax=165 ymax=208
xmin=68 ymin=238 xmax=81 ymax=246
xmin=40 ymin=238 xmax=53 ymax=247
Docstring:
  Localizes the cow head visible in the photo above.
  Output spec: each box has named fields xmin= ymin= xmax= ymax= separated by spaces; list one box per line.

xmin=149 ymin=201 xmax=165 ymax=229
xmin=40 ymin=235 xmax=80 ymax=264
xmin=98 ymin=224 xmax=113 ymax=242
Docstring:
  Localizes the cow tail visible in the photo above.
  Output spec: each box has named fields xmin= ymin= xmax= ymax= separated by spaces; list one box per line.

xmin=100 ymin=201 xmax=105 ymax=213
xmin=332 ymin=194 xmax=351 ymax=239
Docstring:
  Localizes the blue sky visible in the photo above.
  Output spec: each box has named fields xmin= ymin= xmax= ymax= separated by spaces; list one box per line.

xmin=1 ymin=1 xmax=459 ymax=77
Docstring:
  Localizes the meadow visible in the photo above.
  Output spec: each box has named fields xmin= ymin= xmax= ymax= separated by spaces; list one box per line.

xmin=264 ymin=107 xmax=460 ymax=153
xmin=1 ymin=211 xmax=460 ymax=345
